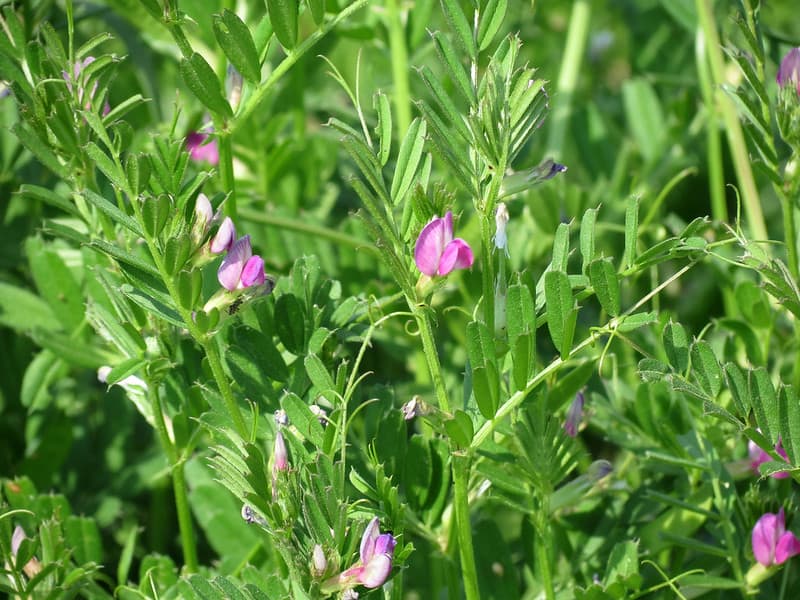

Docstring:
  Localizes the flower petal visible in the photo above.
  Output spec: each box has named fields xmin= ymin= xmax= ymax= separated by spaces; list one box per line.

xmin=753 ymin=512 xmax=781 ymax=566
xmin=776 ymin=531 xmax=800 ymax=564
xmin=218 ymin=235 xmax=252 ymax=290
xmin=240 ymin=255 xmax=265 ymax=288
xmin=373 ymin=533 xmax=396 ymax=557
xmin=437 ymin=238 xmax=474 ymax=275
xmin=359 ymin=553 xmax=392 ymax=588
xmin=414 ymin=215 xmax=447 ymax=276
xmin=777 ymin=48 xmax=800 ymax=88
xmin=210 ymin=217 xmax=236 ymax=254
xmin=360 ymin=517 xmax=380 ymax=563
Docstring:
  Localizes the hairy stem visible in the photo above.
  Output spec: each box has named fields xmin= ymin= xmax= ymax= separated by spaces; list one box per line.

xmin=148 ymin=384 xmax=198 ymax=572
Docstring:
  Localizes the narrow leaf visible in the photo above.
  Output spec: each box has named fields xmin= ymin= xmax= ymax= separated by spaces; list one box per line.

xmin=180 ymin=53 xmax=232 ymax=117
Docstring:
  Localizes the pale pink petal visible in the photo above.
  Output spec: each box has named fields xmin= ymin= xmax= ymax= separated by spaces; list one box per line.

xmin=437 ymin=238 xmax=474 ymax=275
xmin=210 ymin=217 xmax=236 ymax=254
xmin=240 ymin=255 xmax=265 ymax=288
xmin=414 ymin=215 xmax=447 ymax=276
xmin=195 ymin=193 xmax=213 ymax=226
xmin=776 ymin=531 xmax=800 ymax=564
xmin=272 ymin=430 xmax=288 ymax=472
xmin=217 ymin=235 xmax=252 ymax=290
xmin=359 ymin=553 xmax=392 ymax=588
xmin=777 ymin=48 xmax=800 ymax=89
xmin=360 ymin=517 xmax=380 ymax=563
xmin=186 ymin=132 xmax=220 ymax=165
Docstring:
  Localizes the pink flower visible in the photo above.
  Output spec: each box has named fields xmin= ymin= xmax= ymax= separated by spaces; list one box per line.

xmin=752 ymin=509 xmax=800 ymax=566
xmin=335 ymin=518 xmax=396 ymax=589
xmin=217 ymin=235 xmax=266 ymax=290
xmin=777 ymin=48 xmax=800 ymax=96
xmin=414 ymin=212 xmax=474 ymax=276
xmin=273 ymin=430 xmax=288 ymax=474
xmin=186 ymin=131 xmax=220 ymax=165
xmin=748 ymin=438 xmax=790 ymax=479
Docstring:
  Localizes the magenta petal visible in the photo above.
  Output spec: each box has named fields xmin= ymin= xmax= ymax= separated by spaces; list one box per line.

xmin=360 ymin=517 xmax=380 ymax=563
xmin=776 ymin=532 xmax=800 ymax=564
xmin=753 ymin=512 xmax=782 ymax=566
xmin=241 ymin=255 xmax=265 ymax=288
xmin=218 ymin=235 xmax=252 ymax=290
xmin=437 ymin=238 xmax=474 ymax=275
xmin=415 ymin=215 xmax=447 ymax=276
xmin=359 ymin=553 xmax=392 ymax=588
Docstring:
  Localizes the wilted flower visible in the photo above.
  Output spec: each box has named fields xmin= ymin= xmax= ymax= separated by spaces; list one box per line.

xmin=63 ymin=56 xmax=101 ymax=110
xmin=191 ymin=193 xmax=213 ymax=245
xmin=274 ymin=409 xmax=289 ymax=427
xmin=564 ymin=391 xmax=585 ymax=437
xmin=777 ymin=48 xmax=800 ymax=96
xmin=309 ymin=404 xmax=328 ymax=426
xmin=332 ymin=517 xmax=396 ymax=589
xmin=241 ymin=504 xmax=266 ymax=526
xmin=749 ymin=438 xmax=790 ymax=479
xmin=186 ymin=131 xmax=220 ymax=165
xmin=414 ymin=211 xmax=474 ymax=277
xmin=217 ymin=235 xmax=266 ymax=290
xmin=10 ymin=525 xmax=42 ymax=579
xmin=752 ymin=509 xmax=800 ymax=566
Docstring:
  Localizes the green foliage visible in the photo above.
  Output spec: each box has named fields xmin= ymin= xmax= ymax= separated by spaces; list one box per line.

xmin=2 ymin=0 xmax=800 ymax=598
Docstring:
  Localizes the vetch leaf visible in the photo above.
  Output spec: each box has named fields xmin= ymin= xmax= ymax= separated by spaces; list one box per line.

xmin=431 ymin=30 xmax=475 ymax=105
xmin=690 ymin=341 xmax=722 ymax=398
xmin=580 ymin=206 xmax=598 ymax=273
xmin=544 ymin=270 xmax=574 ymax=358
xmin=180 ymin=53 xmax=232 ymax=117
xmin=778 ymin=385 xmax=800 ymax=465
xmin=440 ymin=0 xmax=477 ymax=59
xmin=374 ymin=92 xmax=392 ymax=166
xmin=477 ymin=0 xmax=508 ymax=51
xmin=305 ymin=354 xmax=337 ymax=403
xmin=551 ymin=222 xmax=570 ymax=273
xmin=624 ymin=196 xmax=639 ymax=269
xmin=390 ymin=118 xmax=426 ymax=205
xmin=663 ymin=321 xmax=690 ymax=373
xmin=750 ymin=367 xmax=779 ymax=444
xmin=267 ymin=0 xmax=299 ymax=50
xmin=724 ymin=362 xmax=750 ymax=417
xmin=213 ymin=10 xmax=261 ymax=84
xmin=588 ymin=258 xmax=620 ymax=317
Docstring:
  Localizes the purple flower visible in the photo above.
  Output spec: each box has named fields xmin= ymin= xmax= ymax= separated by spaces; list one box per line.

xmin=777 ymin=48 xmax=800 ymax=96
xmin=564 ymin=391 xmax=585 ymax=437
xmin=186 ymin=131 xmax=220 ymax=165
xmin=335 ymin=518 xmax=396 ymax=589
xmin=414 ymin=212 xmax=474 ymax=276
xmin=752 ymin=509 xmax=800 ymax=566
xmin=217 ymin=235 xmax=266 ymax=290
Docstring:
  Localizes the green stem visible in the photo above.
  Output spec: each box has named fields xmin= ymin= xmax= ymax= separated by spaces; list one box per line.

xmin=385 ymin=0 xmax=412 ymax=137
xmin=202 ymin=336 xmax=250 ymax=439
xmin=239 ymin=208 xmax=380 ymax=255
xmin=148 ymin=383 xmax=198 ymax=572
xmin=451 ymin=454 xmax=481 ymax=600
xmin=695 ymin=0 xmax=768 ymax=242
xmin=231 ymin=0 xmax=369 ymax=134
xmin=413 ymin=306 xmax=452 ymax=414
xmin=534 ymin=520 xmax=555 ymax=600
xmin=545 ymin=0 xmax=590 ymax=161
xmin=217 ymin=131 xmax=237 ymax=219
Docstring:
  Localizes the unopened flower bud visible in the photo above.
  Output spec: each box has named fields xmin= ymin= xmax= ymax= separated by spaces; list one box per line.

xmin=227 ymin=65 xmax=244 ymax=112
xmin=777 ymin=48 xmax=800 ymax=96
xmin=210 ymin=217 xmax=236 ymax=254
xmin=564 ymin=391 xmax=585 ymax=437
xmin=273 ymin=430 xmax=288 ymax=473
xmin=494 ymin=203 xmax=509 ymax=254
xmin=311 ymin=544 xmax=328 ymax=577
